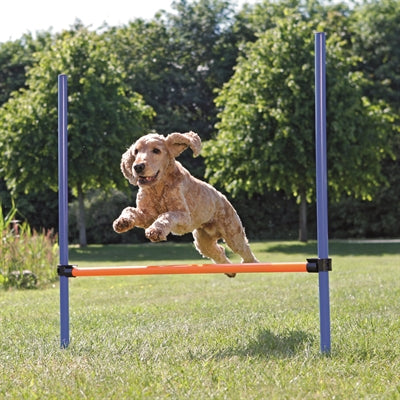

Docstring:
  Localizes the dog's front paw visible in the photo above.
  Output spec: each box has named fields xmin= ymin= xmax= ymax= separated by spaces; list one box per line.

xmin=145 ymin=227 xmax=167 ymax=242
xmin=113 ymin=217 xmax=134 ymax=233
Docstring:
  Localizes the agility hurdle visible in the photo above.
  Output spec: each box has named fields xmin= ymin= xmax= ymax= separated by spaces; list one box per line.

xmin=57 ymin=32 xmax=331 ymax=353
xmin=58 ymin=261 xmax=318 ymax=277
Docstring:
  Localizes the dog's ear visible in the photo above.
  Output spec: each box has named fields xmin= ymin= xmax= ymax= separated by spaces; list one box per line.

xmin=165 ymin=131 xmax=201 ymax=158
xmin=120 ymin=147 xmax=138 ymax=185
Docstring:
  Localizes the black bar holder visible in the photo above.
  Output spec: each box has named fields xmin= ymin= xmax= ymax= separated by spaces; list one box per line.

xmin=306 ymin=258 xmax=332 ymax=273
xmin=57 ymin=265 xmax=76 ymax=277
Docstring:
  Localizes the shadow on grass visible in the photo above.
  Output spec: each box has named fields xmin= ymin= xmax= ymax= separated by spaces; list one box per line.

xmin=69 ymin=242 xmax=201 ymax=264
xmin=69 ymin=239 xmax=399 ymax=265
xmin=262 ymin=241 xmax=400 ymax=256
xmin=261 ymin=242 xmax=317 ymax=256
xmin=211 ymin=329 xmax=315 ymax=360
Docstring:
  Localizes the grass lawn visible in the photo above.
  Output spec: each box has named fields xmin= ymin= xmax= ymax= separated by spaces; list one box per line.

xmin=1 ymin=240 xmax=399 ymax=399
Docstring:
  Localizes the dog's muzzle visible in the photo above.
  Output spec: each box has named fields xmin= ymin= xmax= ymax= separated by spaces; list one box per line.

xmin=134 ymin=163 xmax=145 ymax=174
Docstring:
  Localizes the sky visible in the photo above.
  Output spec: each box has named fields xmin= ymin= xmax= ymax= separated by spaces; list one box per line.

xmin=0 ymin=0 xmax=259 ymax=44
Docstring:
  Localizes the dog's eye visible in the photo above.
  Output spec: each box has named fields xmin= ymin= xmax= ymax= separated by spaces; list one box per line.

xmin=134 ymin=149 xmax=138 ymax=155
xmin=152 ymin=148 xmax=161 ymax=154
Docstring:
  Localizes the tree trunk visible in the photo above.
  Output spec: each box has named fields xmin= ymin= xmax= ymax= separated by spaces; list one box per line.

xmin=298 ymin=191 xmax=308 ymax=242
xmin=77 ymin=184 xmax=87 ymax=247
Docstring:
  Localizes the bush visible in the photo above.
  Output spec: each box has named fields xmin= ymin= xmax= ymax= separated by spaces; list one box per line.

xmin=231 ymin=191 xmax=302 ymax=240
xmin=0 ymin=204 xmax=58 ymax=289
xmin=69 ymin=189 xmax=147 ymax=244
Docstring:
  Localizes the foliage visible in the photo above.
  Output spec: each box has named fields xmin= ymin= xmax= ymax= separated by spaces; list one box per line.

xmin=205 ymin=10 xmax=392 ymax=199
xmin=1 ymin=241 xmax=400 ymax=398
xmin=0 ymin=182 xmax=59 ymax=232
xmin=0 ymin=203 xmax=58 ymax=289
xmin=68 ymin=189 xmax=147 ymax=244
xmin=0 ymin=27 xmax=154 ymax=245
xmin=203 ymin=8 xmax=394 ymax=239
xmin=231 ymin=190 xmax=304 ymax=240
xmin=0 ymin=27 xmax=154 ymax=195
xmin=349 ymin=0 xmax=400 ymax=233
xmin=105 ymin=1 xmax=241 ymax=180
xmin=164 ymin=0 xmax=238 ymax=136
xmin=234 ymin=0 xmax=311 ymax=43
xmin=329 ymin=132 xmax=400 ymax=238
xmin=109 ymin=0 xmax=238 ymax=139
xmin=351 ymin=0 xmax=400 ymax=112
xmin=0 ymin=0 xmax=400 ymax=243
xmin=0 ymin=32 xmax=52 ymax=106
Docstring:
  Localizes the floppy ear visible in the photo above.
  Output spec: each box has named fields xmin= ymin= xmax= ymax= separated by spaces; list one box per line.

xmin=120 ymin=147 xmax=138 ymax=185
xmin=165 ymin=131 xmax=201 ymax=158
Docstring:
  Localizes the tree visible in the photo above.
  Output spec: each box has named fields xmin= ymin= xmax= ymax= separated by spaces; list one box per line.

xmin=0 ymin=33 xmax=55 ymax=224
xmin=345 ymin=0 xmax=400 ymax=238
xmin=109 ymin=0 xmax=238 ymax=139
xmin=351 ymin=0 xmax=400 ymax=112
xmin=203 ymin=10 xmax=394 ymax=241
xmin=0 ymin=32 xmax=52 ymax=106
xmin=0 ymin=27 xmax=154 ymax=246
xmin=105 ymin=0 xmax=240 ymax=181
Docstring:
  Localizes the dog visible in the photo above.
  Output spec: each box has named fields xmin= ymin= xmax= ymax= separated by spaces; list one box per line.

xmin=113 ymin=131 xmax=258 ymax=277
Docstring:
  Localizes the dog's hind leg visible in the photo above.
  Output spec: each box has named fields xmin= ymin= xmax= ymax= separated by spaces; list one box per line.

xmin=223 ymin=229 xmax=259 ymax=264
xmin=193 ymin=228 xmax=230 ymax=264
xmin=193 ymin=228 xmax=236 ymax=278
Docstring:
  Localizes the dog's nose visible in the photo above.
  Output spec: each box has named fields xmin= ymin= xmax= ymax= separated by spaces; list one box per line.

xmin=134 ymin=163 xmax=145 ymax=174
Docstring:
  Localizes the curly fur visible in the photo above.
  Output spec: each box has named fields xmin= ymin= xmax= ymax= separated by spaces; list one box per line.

xmin=113 ymin=131 xmax=258 ymax=277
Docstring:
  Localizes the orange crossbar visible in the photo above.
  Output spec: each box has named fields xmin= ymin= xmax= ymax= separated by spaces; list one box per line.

xmin=71 ymin=262 xmax=308 ymax=277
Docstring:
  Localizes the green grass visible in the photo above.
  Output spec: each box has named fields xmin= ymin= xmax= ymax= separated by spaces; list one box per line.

xmin=1 ymin=240 xmax=400 ymax=399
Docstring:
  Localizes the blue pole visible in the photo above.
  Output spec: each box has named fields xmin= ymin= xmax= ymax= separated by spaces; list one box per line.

xmin=58 ymin=74 xmax=70 ymax=348
xmin=315 ymin=33 xmax=331 ymax=353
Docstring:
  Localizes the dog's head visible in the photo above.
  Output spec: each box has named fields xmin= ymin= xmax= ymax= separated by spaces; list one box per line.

xmin=120 ymin=131 xmax=201 ymax=186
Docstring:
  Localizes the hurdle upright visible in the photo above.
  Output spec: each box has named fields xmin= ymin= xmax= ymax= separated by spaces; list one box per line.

xmin=58 ymin=74 xmax=69 ymax=348
xmin=315 ymin=32 xmax=331 ymax=353
xmin=57 ymin=32 xmax=331 ymax=353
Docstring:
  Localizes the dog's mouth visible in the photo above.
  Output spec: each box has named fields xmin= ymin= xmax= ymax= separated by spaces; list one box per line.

xmin=138 ymin=171 xmax=160 ymax=185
